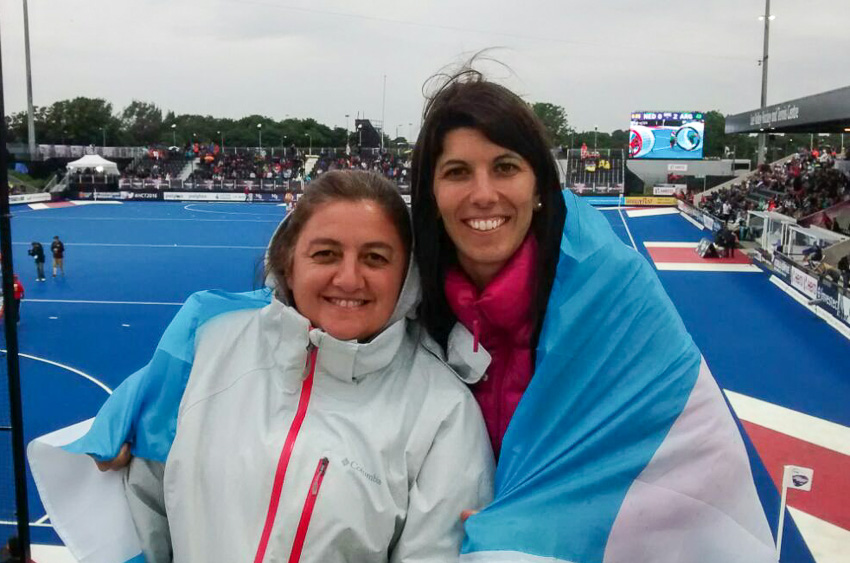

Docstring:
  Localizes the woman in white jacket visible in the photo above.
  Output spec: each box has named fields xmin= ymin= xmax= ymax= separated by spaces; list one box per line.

xmin=29 ymin=170 xmax=494 ymax=563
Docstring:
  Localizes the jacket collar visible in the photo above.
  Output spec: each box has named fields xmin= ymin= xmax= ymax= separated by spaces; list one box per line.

xmin=264 ymin=299 xmax=407 ymax=385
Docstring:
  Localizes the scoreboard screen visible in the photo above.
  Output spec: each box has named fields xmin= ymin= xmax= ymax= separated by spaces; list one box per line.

xmin=629 ymin=111 xmax=705 ymax=160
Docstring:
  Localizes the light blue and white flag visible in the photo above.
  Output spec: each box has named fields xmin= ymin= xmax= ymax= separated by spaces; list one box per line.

xmin=460 ymin=193 xmax=779 ymax=563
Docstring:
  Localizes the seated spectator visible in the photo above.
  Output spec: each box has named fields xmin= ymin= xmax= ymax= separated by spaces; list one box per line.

xmin=801 ymin=244 xmax=824 ymax=267
xmin=838 ymin=254 xmax=850 ymax=291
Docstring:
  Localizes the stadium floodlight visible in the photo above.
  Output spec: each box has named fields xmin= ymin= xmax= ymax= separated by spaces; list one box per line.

xmin=171 ymin=123 xmax=176 ymax=146
xmin=217 ymin=130 xmax=223 ymax=151
xmin=756 ymin=0 xmax=773 ymax=164
xmin=758 ymin=15 xmax=776 ymax=20
xmin=23 ymin=0 xmax=36 ymax=158
xmin=257 ymin=123 xmax=263 ymax=150
xmin=305 ymin=133 xmax=312 ymax=155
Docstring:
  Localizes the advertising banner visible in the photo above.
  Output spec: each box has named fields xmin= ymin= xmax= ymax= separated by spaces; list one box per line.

xmin=120 ymin=191 xmax=161 ymax=200
xmin=624 ymin=196 xmax=677 ymax=206
xmin=790 ymin=267 xmax=818 ymax=299
xmin=9 ymin=193 xmax=52 ymax=205
xmin=772 ymin=254 xmax=793 ymax=281
xmin=817 ymin=281 xmax=840 ymax=318
xmin=252 ymin=193 xmax=283 ymax=203
xmin=77 ymin=191 xmax=123 ymax=200
xmin=163 ymin=192 xmax=247 ymax=202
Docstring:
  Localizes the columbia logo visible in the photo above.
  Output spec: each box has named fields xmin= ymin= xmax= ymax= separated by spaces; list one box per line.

xmin=342 ymin=458 xmax=382 ymax=486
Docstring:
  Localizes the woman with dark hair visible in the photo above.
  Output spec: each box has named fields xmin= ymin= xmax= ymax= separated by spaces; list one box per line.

xmin=29 ymin=170 xmax=494 ymax=563
xmin=411 ymin=69 xmax=778 ymax=563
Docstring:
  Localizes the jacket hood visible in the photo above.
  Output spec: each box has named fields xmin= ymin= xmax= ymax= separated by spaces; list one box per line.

xmin=264 ymin=209 xmax=421 ymax=336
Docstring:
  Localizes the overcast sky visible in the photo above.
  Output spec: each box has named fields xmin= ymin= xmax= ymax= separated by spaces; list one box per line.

xmin=1 ymin=0 xmax=847 ymax=135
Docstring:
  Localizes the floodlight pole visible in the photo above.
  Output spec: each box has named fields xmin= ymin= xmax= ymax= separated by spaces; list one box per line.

xmin=380 ymin=75 xmax=386 ymax=152
xmin=23 ymin=0 xmax=36 ymax=159
xmin=0 ymin=18 xmax=33 ymax=560
xmin=757 ymin=0 xmax=771 ymax=165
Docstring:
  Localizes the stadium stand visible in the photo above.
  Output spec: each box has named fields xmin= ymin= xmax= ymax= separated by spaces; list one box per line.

xmin=698 ymin=149 xmax=850 ymax=232
xmin=560 ymin=146 xmax=625 ymax=194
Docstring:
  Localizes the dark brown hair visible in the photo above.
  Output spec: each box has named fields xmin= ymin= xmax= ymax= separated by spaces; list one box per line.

xmin=411 ymin=67 xmax=566 ymax=352
xmin=266 ymin=170 xmax=412 ymax=300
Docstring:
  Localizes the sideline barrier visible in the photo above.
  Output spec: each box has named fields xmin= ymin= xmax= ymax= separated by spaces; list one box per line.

xmin=9 ymin=193 xmax=52 ymax=205
xmin=680 ymin=197 xmax=850 ymax=333
xmin=677 ymin=199 xmax=723 ymax=232
xmin=771 ymin=252 xmax=850 ymax=329
xmin=624 ymin=196 xmax=677 ymax=206
xmin=74 ymin=190 xmax=294 ymax=203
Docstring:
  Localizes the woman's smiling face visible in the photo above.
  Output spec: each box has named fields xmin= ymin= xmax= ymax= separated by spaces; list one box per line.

xmin=286 ymin=199 xmax=407 ymax=341
xmin=433 ymin=127 xmax=537 ymax=288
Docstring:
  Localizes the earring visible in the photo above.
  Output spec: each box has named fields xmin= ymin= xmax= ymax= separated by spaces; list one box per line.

xmin=534 ymin=201 xmax=543 ymax=211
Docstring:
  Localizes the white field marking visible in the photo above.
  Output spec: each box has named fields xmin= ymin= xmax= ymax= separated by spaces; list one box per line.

xmin=23 ymin=298 xmax=183 ymax=306
xmin=17 ymin=215 xmax=279 ymax=223
xmin=788 ymin=507 xmax=850 ymax=562
xmin=769 ymin=275 xmax=850 ymax=342
xmin=617 ymin=206 xmax=638 ymax=251
xmin=31 ymin=544 xmax=77 ymax=562
xmin=723 ymin=389 xmax=850 ymax=455
xmin=0 ymin=350 xmax=113 ymax=395
xmin=28 ymin=203 xmax=50 ymax=210
xmin=626 ymin=207 xmax=680 ymax=218
xmin=679 ymin=211 xmax=706 ymax=230
xmin=34 ymin=514 xmax=50 ymax=524
xmin=122 ymin=323 xmax=131 ymax=327
xmin=184 ymin=203 xmax=278 ymax=215
xmin=653 ymin=262 xmax=762 ymax=272
xmin=12 ymin=241 xmax=265 ymax=250
xmin=0 ymin=520 xmax=54 ymax=528
xmin=644 ymin=242 xmax=701 ymax=248
xmin=69 ymin=200 xmax=122 ymax=206
xmin=183 ymin=201 xmax=277 ymax=217
xmin=49 ymin=316 xmax=58 ymax=320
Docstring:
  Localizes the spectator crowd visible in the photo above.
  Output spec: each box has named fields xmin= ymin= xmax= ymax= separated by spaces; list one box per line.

xmin=699 ymin=147 xmax=850 ymax=234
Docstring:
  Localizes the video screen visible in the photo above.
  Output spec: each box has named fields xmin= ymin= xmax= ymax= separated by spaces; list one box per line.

xmin=629 ymin=111 xmax=705 ymax=160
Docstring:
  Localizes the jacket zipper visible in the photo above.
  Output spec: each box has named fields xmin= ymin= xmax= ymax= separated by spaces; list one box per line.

xmin=287 ymin=457 xmax=330 ymax=563
xmin=253 ymin=342 xmax=318 ymax=563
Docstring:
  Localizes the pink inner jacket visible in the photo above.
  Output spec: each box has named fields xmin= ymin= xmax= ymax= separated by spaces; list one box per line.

xmin=444 ymin=235 xmax=537 ymax=457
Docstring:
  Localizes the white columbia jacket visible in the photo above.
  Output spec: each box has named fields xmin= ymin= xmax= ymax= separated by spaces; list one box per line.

xmin=160 ymin=298 xmax=494 ymax=562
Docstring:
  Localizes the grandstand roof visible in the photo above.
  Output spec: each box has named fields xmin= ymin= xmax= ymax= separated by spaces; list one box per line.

xmin=725 ymin=85 xmax=850 ymax=135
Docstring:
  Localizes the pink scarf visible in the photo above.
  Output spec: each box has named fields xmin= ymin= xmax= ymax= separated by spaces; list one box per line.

xmin=444 ymin=235 xmax=537 ymax=457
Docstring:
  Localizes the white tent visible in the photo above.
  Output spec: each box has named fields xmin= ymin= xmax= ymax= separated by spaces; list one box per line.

xmin=66 ymin=154 xmax=119 ymax=175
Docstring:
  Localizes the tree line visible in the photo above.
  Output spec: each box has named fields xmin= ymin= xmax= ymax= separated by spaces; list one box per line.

xmin=5 ymin=98 xmax=356 ymax=150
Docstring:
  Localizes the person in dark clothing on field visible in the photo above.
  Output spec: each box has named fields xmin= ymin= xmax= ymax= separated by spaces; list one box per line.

xmin=715 ymin=224 xmax=736 ymax=258
xmin=51 ymin=236 xmax=65 ymax=277
xmin=28 ymin=242 xmax=46 ymax=281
